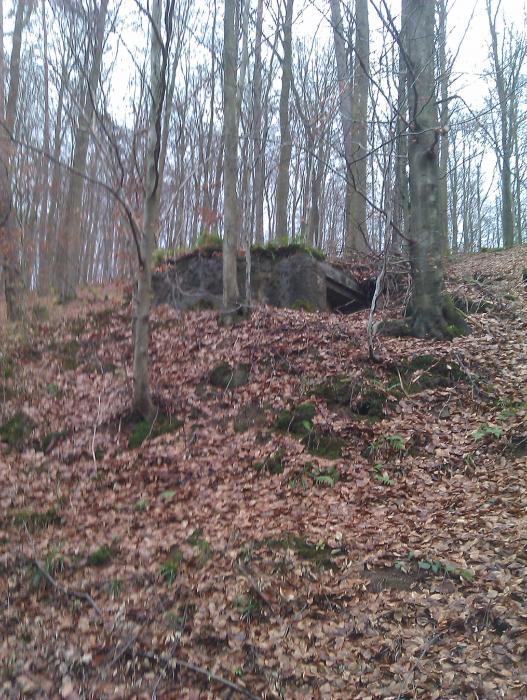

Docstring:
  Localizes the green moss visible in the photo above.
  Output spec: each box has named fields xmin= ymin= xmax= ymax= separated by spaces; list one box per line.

xmin=0 ymin=413 xmax=35 ymax=451
xmin=1 ymin=356 xmax=14 ymax=380
xmin=11 ymin=507 xmax=61 ymax=532
xmin=59 ymin=339 xmax=80 ymax=370
xmin=87 ymin=545 xmax=113 ymax=567
xmin=251 ymin=241 xmax=325 ymax=261
xmin=303 ymin=432 xmax=344 ymax=459
xmin=275 ymin=402 xmax=316 ymax=435
xmin=254 ymin=448 xmax=286 ymax=475
xmin=209 ymin=362 xmax=250 ymax=389
xmin=388 ymin=354 xmax=465 ymax=395
xmin=160 ymin=549 xmax=183 ymax=585
xmin=291 ymin=298 xmax=317 ymax=312
xmin=190 ymin=299 xmax=215 ymax=311
xmin=453 ymin=295 xmax=494 ymax=314
xmin=32 ymin=304 xmax=49 ymax=322
xmin=442 ymin=294 xmax=471 ymax=337
xmin=187 ymin=529 xmax=212 ymax=566
xmin=38 ymin=429 xmax=69 ymax=453
xmin=312 ymin=376 xmax=353 ymax=405
xmin=263 ymin=534 xmax=344 ymax=570
xmin=153 ymin=247 xmax=188 ymax=266
xmin=195 ymin=232 xmax=222 ymax=251
xmin=128 ymin=414 xmax=183 ymax=449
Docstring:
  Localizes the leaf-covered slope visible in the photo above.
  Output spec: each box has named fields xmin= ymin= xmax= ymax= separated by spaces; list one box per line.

xmin=1 ymin=247 xmax=526 ymax=699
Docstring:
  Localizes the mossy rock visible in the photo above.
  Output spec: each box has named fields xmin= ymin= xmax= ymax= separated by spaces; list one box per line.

xmin=263 ymin=533 xmax=345 ymax=570
xmin=129 ymin=414 xmax=183 ymax=449
xmin=209 ymin=362 xmax=250 ymax=389
xmin=0 ymin=413 xmax=35 ymax=451
xmin=11 ymin=507 xmax=61 ymax=532
xmin=387 ymin=354 xmax=465 ymax=395
xmin=275 ymin=402 xmax=316 ymax=436
xmin=313 ymin=377 xmax=386 ymax=420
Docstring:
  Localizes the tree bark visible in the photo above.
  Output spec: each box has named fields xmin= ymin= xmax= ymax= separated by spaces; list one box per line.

xmin=349 ymin=0 xmax=370 ymax=252
xmin=252 ymin=0 xmax=265 ymax=244
xmin=329 ymin=0 xmax=354 ymax=253
xmin=222 ymin=0 xmax=240 ymax=309
xmin=55 ymin=0 xmax=109 ymax=301
xmin=133 ymin=0 xmax=170 ymax=419
xmin=1 ymin=0 xmax=29 ymax=321
xmin=437 ymin=0 xmax=449 ymax=255
xmin=404 ymin=0 xmax=465 ymax=338
xmin=274 ymin=0 xmax=294 ymax=242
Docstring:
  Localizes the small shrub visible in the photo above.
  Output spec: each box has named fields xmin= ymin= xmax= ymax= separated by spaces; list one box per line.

xmin=473 ymin=424 xmax=503 ymax=441
xmin=32 ymin=548 xmax=65 ymax=589
xmin=160 ymin=550 xmax=183 ymax=585
xmin=12 ymin=507 xmax=60 ymax=532
xmin=236 ymin=593 xmax=263 ymax=622
xmin=128 ymin=414 xmax=183 ymax=449
xmin=0 ymin=413 xmax=35 ymax=451
xmin=87 ymin=545 xmax=113 ymax=567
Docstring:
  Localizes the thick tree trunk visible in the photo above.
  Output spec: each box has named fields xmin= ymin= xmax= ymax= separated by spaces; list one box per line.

xmin=1 ymin=0 xmax=29 ymax=321
xmin=55 ymin=0 xmax=109 ymax=301
xmin=274 ymin=0 xmax=294 ymax=242
xmin=404 ymin=0 xmax=466 ymax=339
xmin=222 ymin=0 xmax=240 ymax=309
xmin=349 ymin=0 xmax=369 ymax=252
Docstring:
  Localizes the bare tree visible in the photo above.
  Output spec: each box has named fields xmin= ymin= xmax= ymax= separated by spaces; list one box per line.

xmin=223 ymin=0 xmax=240 ymax=309
xmin=55 ymin=0 xmax=109 ymax=301
xmin=486 ymin=0 xmax=526 ymax=248
xmin=274 ymin=0 xmax=294 ymax=241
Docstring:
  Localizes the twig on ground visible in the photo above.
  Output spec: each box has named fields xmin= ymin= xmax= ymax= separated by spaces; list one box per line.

xmin=91 ymin=393 xmax=102 ymax=468
xmin=139 ymin=651 xmax=263 ymax=700
xmin=32 ymin=558 xmax=102 ymax=616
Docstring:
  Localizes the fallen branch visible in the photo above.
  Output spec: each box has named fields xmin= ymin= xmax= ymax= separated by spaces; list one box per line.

xmin=32 ymin=559 xmax=102 ymax=616
xmin=139 ymin=651 xmax=263 ymax=700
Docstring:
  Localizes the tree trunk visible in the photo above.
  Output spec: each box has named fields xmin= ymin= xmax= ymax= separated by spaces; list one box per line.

xmin=252 ymin=0 xmax=265 ymax=244
xmin=437 ymin=0 xmax=449 ymax=255
xmin=329 ymin=0 xmax=354 ymax=253
xmin=1 ymin=0 xmax=29 ymax=321
xmin=487 ymin=0 xmax=514 ymax=249
xmin=392 ymin=0 xmax=409 ymax=252
xmin=349 ymin=0 xmax=370 ymax=252
xmin=133 ymin=0 xmax=169 ymax=420
xmin=222 ymin=0 xmax=240 ymax=309
xmin=37 ymin=0 xmax=50 ymax=294
xmin=56 ymin=0 xmax=109 ymax=301
xmin=274 ymin=0 xmax=294 ymax=242
xmin=404 ymin=0 xmax=465 ymax=339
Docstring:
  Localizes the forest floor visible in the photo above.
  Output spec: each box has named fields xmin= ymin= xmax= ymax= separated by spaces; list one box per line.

xmin=1 ymin=247 xmax=526 ymax=700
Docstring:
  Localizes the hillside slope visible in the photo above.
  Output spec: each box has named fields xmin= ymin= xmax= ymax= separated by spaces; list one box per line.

xmin=1 ymin=248 xmax=526 ymax=699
